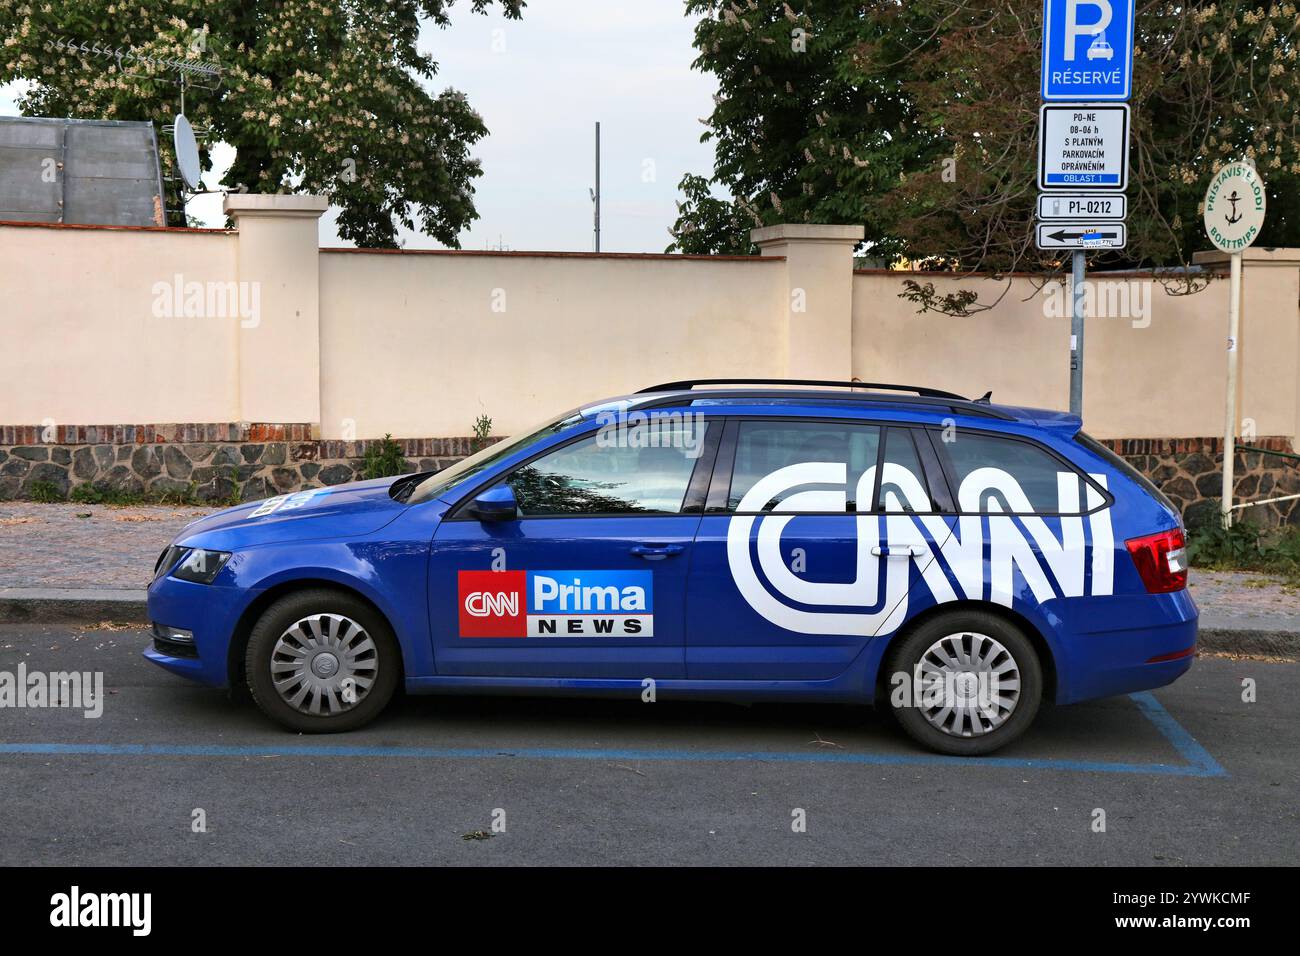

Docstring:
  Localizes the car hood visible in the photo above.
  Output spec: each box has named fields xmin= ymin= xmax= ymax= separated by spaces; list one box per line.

xmin=174 ymin=477 xmax=408 ymax=551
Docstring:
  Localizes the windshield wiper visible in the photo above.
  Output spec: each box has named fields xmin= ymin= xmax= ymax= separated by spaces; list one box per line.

xmin=390 ymin=471 xmax=435 ymax=503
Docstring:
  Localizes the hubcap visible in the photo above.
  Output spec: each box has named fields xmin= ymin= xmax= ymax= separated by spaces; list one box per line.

xmin=271 ymin=613 xmax=378 ymax=716
xmin=914 ymin=632 xmax=1021 ymax=737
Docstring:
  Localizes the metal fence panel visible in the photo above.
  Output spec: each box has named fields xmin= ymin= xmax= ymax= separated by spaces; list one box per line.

xmin=0 ymin=116 xmax=163 ymax=226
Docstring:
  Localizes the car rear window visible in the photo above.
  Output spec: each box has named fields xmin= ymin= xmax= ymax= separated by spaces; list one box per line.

xmin=1074 ymin=432 xmax=1177 ymax=513
xmin=941 ymin=430 xmax=1091 ymax=515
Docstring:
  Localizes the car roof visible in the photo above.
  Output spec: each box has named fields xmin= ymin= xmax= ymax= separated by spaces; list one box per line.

xmin=577 ymin=387 xmax=1076 ymax=439
xmin=582 ymin=380 xmax=1082 ymax=435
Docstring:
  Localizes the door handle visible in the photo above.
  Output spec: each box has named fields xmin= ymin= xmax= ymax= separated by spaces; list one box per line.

xmin=871 ymin=545 xmax=929 ymax=558
xmin=630 ymin=543 xmax=685 ymax=560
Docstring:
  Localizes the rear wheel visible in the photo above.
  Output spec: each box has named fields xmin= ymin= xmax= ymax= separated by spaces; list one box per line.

xmin=885 ymin=610 xmax=1042 ymax=756
xmin=245 ymin=589 xmax=399 ymax=733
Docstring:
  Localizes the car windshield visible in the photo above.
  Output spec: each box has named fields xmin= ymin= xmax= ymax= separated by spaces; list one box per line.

xmin=406 ymin=413 xmax=579 ymax=505
xmin=405 ymin=399 xmax=635 ymax=505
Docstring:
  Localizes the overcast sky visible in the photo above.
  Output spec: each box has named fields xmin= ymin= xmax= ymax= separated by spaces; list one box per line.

xmin=0 ymin=1 xmax=718 ymax=253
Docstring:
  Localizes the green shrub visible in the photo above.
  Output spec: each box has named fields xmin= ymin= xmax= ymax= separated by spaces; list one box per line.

xmin=1271 ymin=529 xmax=1300 ymax=566
xmin=361 ymin=434 xmax=407 ymax=479
xmin=69 ymin=482 xmax=199 ymax=506
xmin=69 ymin=484 xmax=149 ymax=506
xmin=471 ymin=414 xmax=493 ymax=452
xmin=69 ymin=484 xmax=105 ymax=504
xmin=1186 ymin=518 xmax=1268 ymax=569
xmin=1187 ymin=514 xmax=1300 ymax=581
xmin=155 ymin=481 xmax=200 ymax=506
xmin=28 ymin=480 xmax=64 ymax=502
xmin=224 ymin=467 xmax=243 ymax=507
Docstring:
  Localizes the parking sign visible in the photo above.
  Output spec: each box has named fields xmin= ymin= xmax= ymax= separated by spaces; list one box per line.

xmin=1041 ymin=0 xmax=1134 ymax=100
xmin=1038 ymin=103 xmax=1129 ymax=190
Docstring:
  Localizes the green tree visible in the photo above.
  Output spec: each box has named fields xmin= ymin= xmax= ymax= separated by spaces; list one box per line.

xmin=1 ymin=0 xmax=525 ymax=246
xmin=672 ymin=1 xmax=1300 ymax=293
xmin=669 ymin=0 xmax=944 ymax=258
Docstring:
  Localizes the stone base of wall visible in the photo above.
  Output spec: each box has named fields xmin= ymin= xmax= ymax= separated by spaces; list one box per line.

xmin=1103 ymin=436 xmax=1300 ymax=529
xmin=0 ymin=423 xmax=480 ymax=503
xmin=2 ymin=425 xmax=1297 ymax=527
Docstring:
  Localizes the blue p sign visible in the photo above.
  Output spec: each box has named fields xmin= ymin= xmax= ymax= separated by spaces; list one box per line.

xmin=1041 ymin=0 xmax=1134 ymax=100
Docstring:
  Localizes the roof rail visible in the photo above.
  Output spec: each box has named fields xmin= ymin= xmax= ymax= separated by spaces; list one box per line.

xmin=637 ymin=378 xmax=970 ymax=400
xmin=633 ymin=388 xmax=1015 ymax=421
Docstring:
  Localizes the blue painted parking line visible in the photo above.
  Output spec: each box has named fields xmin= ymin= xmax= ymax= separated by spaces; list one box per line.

xmin=0 ymin=693 xmax=1226 ymax=777
xmin=1129 ymin=691 xmax=1226 ymax=777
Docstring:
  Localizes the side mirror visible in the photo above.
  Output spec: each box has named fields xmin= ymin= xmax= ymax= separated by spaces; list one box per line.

xmin=470 ymin=484 xmax=518 ymax=522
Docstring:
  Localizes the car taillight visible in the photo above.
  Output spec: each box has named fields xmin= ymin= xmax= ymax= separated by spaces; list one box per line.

xmin=1125 ymin=528 xmax=1188 ymax=593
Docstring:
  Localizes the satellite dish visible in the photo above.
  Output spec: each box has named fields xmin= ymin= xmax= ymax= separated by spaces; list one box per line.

xmin=173 ymin=113 xmax=201 ymax=191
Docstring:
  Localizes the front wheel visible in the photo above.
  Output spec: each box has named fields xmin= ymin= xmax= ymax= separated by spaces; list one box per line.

xmin=885 ymin=610 xmax=1043 ymax=756
xmin=245 ymin=589 xmax=400 ymax=733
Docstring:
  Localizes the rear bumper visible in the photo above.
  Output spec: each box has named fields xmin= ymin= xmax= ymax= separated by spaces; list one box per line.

xmin=1053 ymin=589 xmax=1198 ymax=704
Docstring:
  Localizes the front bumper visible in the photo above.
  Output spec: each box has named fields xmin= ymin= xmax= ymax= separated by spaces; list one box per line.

xmin=143 ymin=574 xmax=259 ymax=688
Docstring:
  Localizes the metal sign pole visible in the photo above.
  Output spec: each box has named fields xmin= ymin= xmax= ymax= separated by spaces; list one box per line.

xmin=1221 ymin=250 xmax=1242 ymax=527
xmin=1039 ymin=0 xmax=1134 ymax=417
xmin=594 ymin=121 xmax=601 ymax=253
xmin=1203 ymin=160 xmax=1265 ymax=527
xmin=1069 ymin=249 xmax=1085 ymax=416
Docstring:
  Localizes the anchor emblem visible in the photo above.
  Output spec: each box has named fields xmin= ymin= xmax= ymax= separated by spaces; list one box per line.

xmin=1225 ymin=189 xmax=1243 ymax=225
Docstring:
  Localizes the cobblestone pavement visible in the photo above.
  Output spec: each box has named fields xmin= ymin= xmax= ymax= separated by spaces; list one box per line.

xmin=0 ymin=502 xmax=211 ymax=589
xmin=1188 ymin=568 xmax=1300 ymax=633
xmin=1 ymin=504 xmax=1298 ymax=633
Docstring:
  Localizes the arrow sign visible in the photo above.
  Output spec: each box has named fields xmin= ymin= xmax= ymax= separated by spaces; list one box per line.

xmin=1036 ymin=221 xmax=1126 ymax=250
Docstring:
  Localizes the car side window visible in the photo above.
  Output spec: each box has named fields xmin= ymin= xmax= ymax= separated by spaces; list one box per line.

xmin=942 ymin=431 xmax=1087 ymax=515
xmin=880 ymin=427 xmax=933 ymax=513
xmin=505 ymin=423 xmax=707 ymax=516
xmin=727 ymin=420 xmax=881 ymax=512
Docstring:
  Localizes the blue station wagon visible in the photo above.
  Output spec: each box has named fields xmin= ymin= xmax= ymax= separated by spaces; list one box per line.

xmin=145 ymin=380 xmax=1197 ymax=755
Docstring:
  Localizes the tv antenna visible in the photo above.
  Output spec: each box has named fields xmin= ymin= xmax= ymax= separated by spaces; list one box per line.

xmin=44 ymin=34 xmax=227 ymax=222
xmin=590 ymin=121 xmax=601 ymax=252
xmin=44 ymin=36 xmax=223 ymax=90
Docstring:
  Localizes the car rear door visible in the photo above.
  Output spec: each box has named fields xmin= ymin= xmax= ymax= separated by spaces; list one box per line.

xmin=428 ymin=414 xmax=718 ymax=679
xmin=915 ymin=426 xmax=1109 ymax=611
xmin=684 ymin=417 xmax=953 ymax=681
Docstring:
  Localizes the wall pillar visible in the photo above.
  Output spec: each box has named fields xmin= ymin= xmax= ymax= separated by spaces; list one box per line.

xmin=751 ymin=223 xmax=863 ymax=380
xmin=224 ymin=194 xmax=328 ymax=429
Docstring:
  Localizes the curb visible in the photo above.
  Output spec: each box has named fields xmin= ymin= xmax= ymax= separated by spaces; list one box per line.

xmin=0 ymin=589 xmax=149 ymax=625
xmin=0 ymin=591 xmax=1297 ymax=659
xmin=1197 ymin=627 xmax=1300 ymax=658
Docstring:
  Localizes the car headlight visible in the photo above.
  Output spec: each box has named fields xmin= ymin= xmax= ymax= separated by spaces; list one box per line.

xmin=171 ymin=549 xmax=232 ymax=584
xmin=153 ymin=545 xmax=187 ymax=580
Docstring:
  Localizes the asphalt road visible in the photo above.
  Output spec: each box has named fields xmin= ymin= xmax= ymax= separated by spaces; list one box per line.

xmin=0 ymin=621 xmax=1295 ymax=866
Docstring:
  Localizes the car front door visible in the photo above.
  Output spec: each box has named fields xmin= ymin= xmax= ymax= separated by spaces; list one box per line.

xmin=428 ymin=415 xmax=717 ymax=679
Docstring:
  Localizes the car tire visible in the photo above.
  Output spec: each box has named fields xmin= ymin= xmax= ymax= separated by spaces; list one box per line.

xmin=884 ymin=610 xmax=1043 ymax=756
xmin=245 ymin=588 xmax=400 ymax=733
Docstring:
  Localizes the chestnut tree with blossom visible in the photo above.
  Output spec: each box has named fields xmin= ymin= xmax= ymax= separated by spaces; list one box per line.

xmin=671 ymin=0 xmax=1300 ymax=303
xmin=0 ymin=0 xmax=525 ymax=245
